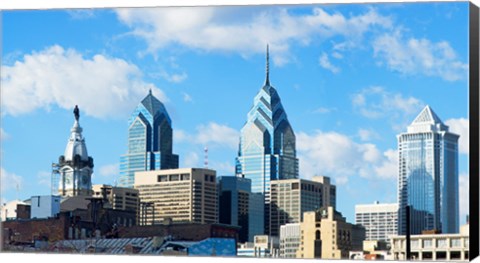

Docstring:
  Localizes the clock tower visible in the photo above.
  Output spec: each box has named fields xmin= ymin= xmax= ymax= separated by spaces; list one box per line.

xmin=57 ymin=105 xmax=94 ymax=197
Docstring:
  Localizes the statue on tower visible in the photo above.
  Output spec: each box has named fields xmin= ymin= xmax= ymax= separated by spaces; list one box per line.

xmin=74 ymin=105 xmax=80 ymax=121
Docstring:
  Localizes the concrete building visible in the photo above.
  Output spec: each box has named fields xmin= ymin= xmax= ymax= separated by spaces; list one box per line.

xmin=297 ymin=206 xmax=365 ymax=259
xmin=390 ymin=223 xmax=469 ymax=261
xmin=217 ymin=175 xmax=263 ymax=242
xmin=2 ymin=199 xmax=136 ymax=250
xmin=355 ymin=202 xmax=398 ymax=243
xmin=92 ymin=184 xmax=139 ymax=212
xmin=279 ymin=223 xmax=301 ymax=258
xmin=397 ymin=105 xmax=459 ymax=234
xmin=134 ymin=168 xmax=218 ymax=225
xmin=269 ymin=176 xmax=335 ymax=237
xmin=55 ymin=106 xmax=94 ymax=197
xmin=1 ymin=200 xmax=28 ymax=221
xmin=237 ymin=235 xmax=279 ymax=257
xmin=30 ymin=195 xmax=61 ymax=219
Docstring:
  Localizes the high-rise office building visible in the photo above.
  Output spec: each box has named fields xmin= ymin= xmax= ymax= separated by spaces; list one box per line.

xmin=119 ymin=90 xmax=179 ymax=188
xmin=235 ymin=46 xmax=299 ymax=234
xmin=355 ymin=202 xmax=398 ymax=243
xmin=57 ymin=106 xmax=94 ymax=197
xmin=134 ymin=168 xmax=217 ymax=225
xmin=397 ymin=105 xmax=459 ymax=234
xmin=270 ymin=176 xmax=335 ymax=237
xmin=218 ymin=175 xmax=264 ymax=242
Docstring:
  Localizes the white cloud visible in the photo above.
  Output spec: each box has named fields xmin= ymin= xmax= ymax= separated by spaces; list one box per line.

xmin=312 ymin=107 xmax=336 ymax=114
xmin=373 ymin=30 xmax=468 ymax=81
xmin=331 ymin=51 xmax=343 ymax=59
xmin=37 ymin=171 xmax=51 ymax=187
xmin=0 ymin=128 xmax=10 ymax=141
xmin=373 ymin=149 xmax=398 ymax=180
xmin=358 ymin=128 xmax=379 ymax=141
xmin=115 ymin=7 xmax=391 ymax=65
xmin=1 ymin=168 xmax=23 ymax=193
xmin=297 ymin=130 xmax=397 ymax=182
xmin=445 ymin=118 xmax=469 ymax=155
xmin=319 ymin=52 xmax=340 ymax=73
xmin=67 ymin=9 xmax=96 ymax=20
xmin=183 ymin=152 xmax=200 ymax=168
xmin=352 ymin=86 xmax=424 ymax=131
xmin=159 ymin=70 xmax=188 ymax=83
xmin=458 ymin=173 xmax=469 ymax=224
xmin=2 ymin=45 xmax=167 ymax=119
xmin=176 ymin=122 xmax=239 ymax=149
xmin=183 ymin=92 xmax=193 ymax=102
xmin=208 ymin=161 xmax=235 ymax=176
xmin=98 ymin=163 xmax=120 ymax=177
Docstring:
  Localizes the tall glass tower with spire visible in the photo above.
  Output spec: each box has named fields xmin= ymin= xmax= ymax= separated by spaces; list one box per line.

xmin=235 ymin=46 xmax=299 ymax=234
xmin=397 ymin=105 xmax=459 ymax=234
xmin=119 ymin=90 xmax=179 ymax=188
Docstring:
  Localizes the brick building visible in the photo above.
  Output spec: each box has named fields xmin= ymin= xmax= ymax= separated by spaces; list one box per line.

xmin=1 ymin=198 xmax=136 ymax=250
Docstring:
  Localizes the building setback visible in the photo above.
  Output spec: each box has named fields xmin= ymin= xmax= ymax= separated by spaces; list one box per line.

xmin=270 ymin=176 xmax=336 ymax=237
xmin=134 ymin=168 xmax=218 ymax=225
xmin=355 ymin=202 xmax=398 ymax=243
xmin=92 ymin=184 xmax=139 ymax=212
xmin=235 ymin=46 xmax=299 ymax=235
xmin=297 ymin=207 xmax=365 ymax=259
xmin=397 ymin=105 xmax=459 ymax=234
xmin=119 ymin=90 xmax=179 ymax=188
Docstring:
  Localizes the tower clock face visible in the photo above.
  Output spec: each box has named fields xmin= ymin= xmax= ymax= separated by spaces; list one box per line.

xmin=64 ymin=174 xmax=73 ymax=187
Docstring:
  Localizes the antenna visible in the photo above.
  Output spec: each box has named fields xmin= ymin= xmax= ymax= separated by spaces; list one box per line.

xmin=204 ymin=146 xmax=209 ymax=169
xmin=51 ymin=162 xmax=60 ymax=196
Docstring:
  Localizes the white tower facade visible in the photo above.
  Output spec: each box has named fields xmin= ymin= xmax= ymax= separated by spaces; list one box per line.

xmin=57 ymin=105 xmax=94 ymax=197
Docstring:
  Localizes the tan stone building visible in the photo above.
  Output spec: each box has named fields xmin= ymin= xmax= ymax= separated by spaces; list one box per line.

xmin=269 ymin=175 xmax=336 ymax=237
xmin=92 ymin=184 xmax=139 ymax=212
xmin=297 ymin=206 xmax=365 ymax=259
xmin=134 ymin=168 xmax=217 ymax=225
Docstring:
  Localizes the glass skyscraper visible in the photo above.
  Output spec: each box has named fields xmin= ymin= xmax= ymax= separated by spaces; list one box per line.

xmin=397 ymin=105 xmax=459 ymax=234
xmin=119 ymin=90 xmax=179 ymax=188
xmin=235 ymin=46 xmax=299 ymax=234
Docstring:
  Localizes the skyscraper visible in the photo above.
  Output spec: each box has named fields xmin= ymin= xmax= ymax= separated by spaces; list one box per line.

xmin=119 ymin=90 xmax=179 ymax=188
xmin=57 ymin=105 xmax=94 ymax=197
xmin=397 ymin=105 xmax=459 ymax=234
xmin=235 ymin=46 xmax=299 ymax=234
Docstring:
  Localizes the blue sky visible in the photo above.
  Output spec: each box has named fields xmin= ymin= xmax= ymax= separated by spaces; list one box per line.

xmin=1 ymin=2 xmax=471 ymax=224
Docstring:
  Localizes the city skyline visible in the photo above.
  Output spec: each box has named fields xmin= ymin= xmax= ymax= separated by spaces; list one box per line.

xmin=1 ymin=2 xmax=470 ymax=224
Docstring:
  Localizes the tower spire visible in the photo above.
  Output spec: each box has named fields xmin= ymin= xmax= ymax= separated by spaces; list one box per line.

xmin=265 ymin=44 xmax=270 ymax=86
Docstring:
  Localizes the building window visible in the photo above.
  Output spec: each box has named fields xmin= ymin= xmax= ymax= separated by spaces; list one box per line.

xmin=423 ymin=239 xmax=432 ymax=248
xmin=437 ymin=239 xmax=447 ymax=248
xmin=451 ymin=238 xmax=461 ymax=247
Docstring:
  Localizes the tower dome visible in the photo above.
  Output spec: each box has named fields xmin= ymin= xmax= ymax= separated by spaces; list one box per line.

xmin=57 ymin=105 xmax=94 ymax=197
xmin=64 ymin=117 xmax=89 ymax=161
